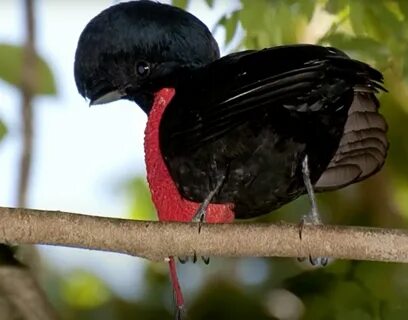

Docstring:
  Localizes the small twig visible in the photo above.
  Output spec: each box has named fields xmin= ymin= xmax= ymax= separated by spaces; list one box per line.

xmin=0 ymin=266 xmax=59 ymax=320
xmin=2 ymin=2 xmax=59 ymax=319
xmin=18 ymin=0 xmax=36 ymax=206
xmin=0 ymin=206 xmax=407 ymax=263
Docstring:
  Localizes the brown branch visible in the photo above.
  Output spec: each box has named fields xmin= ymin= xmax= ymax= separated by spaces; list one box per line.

xmin=18 ymin=0 xmax=36 ymax=206
xmin=0 ymin=206 xmax=407 ymax=263
xmin=0 ymin=265 xmax=59 ymax=320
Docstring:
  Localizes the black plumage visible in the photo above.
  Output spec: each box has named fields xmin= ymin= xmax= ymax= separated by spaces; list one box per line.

xmin=74 ymin=1 xmax=388 ymax=219
xmin=159 ymin=45 xmax=386 ymax=218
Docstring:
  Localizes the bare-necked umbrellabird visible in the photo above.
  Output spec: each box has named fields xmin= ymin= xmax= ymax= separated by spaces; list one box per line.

xmin=74 ymin=1 xmax=388 ymax=317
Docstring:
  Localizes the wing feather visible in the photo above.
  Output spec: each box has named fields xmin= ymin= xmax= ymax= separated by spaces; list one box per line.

xmin=316 ymin=93 xmax=388 ymax=191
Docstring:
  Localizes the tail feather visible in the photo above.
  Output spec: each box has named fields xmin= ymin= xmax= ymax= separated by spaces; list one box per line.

xmin=316 ymin=92 xmax=388 ymax=191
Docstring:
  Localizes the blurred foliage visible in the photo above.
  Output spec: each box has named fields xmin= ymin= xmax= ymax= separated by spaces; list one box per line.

xmin=60 ymin=271 xmax=111 ymax=309
xmin=238 ymin=0 xmax=315 ymax=47
xmin=172 ymin=0 xmax=188 ymax=9
xmin=1 ymin=0 xmax=407 ymax=319
xmin=0 ymin=41 xmax=56 ymax=148
xmin=126 ymin=177 xmax=156 ymax=221
xmin=0 ymin=119 xmax=7 ymax=143
xmin=188 ymin=279 xmax=274 ymax=320
xmin=0 ymin=43 xmax=56 ymax=95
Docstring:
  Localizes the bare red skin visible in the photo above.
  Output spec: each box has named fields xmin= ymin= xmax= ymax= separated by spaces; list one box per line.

xmin=144 ymin=88 xmax=235 ymax=310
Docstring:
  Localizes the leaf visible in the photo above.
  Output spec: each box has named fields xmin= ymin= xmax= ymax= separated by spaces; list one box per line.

xmin=319 ymin=33 xmax=389 ymax=64
xmin=219 ymin=11 xmax=240 ymax=44
xmin=204 ymin=0 xmax=214 ymax=7
xmin=128 ymin=177 xmax=156 ymax=220
xmin=240 ymin=0 xmax=316 ymax=48
xmin=325 ymin=0 xmax=349 ymax=15
xmin=349 ymin=2 xmax=367 ymax=35
xmin=287 ymin=0 xmax=317 ymax=22
xmin=61 ymin=271 xmax=111 ymax=309
xmin=0 ymin=119 xmax=7 ymax=142
xmin=366 ymin=2 xmax=402 ymax=40
xmin=397 ymin=0 xmax=408 ymax=19
xmin=0 ymin=43 xmax=56 ymax=95
xmin=172 ymin=0 xmax=188 ymax=9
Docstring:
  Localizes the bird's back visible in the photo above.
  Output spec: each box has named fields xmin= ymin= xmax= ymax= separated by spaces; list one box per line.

xmin=159 ymin=45 xmax=387 ymax=218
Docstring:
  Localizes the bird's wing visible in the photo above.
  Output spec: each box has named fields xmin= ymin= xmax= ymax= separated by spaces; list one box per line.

xmin=315 ymin=92 xmax=388 ymax=191
xmin=161 ymin=45 xmax=384 ymax=152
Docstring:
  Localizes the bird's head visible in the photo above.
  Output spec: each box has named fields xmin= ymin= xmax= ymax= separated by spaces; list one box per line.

xmin=74 ymin=0 xmax=219 ymax=113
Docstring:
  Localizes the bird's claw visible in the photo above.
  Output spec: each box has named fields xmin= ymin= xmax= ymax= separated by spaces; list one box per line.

xmin=298 ymin=213 xmax=329 ymax=267
xmin=192 ymin=209 xmax=205 ymax=233
xmin=175 ymin=305 xmax=184 ymax=320
xmin=177 ymin=252 xmax=209 ymax=264
xmin=309 ymin=255 xmax=329 ymax=266
xmin=178 ymin=256 xmax=189 ymax=264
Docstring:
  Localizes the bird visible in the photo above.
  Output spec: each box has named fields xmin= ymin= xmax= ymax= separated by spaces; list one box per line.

xmin=74 ymin=0 xmax=388 ymax=317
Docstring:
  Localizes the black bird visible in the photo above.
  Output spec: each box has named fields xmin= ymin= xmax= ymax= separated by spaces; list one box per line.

xmin=74 ymin=0 xmax=388 ymax=316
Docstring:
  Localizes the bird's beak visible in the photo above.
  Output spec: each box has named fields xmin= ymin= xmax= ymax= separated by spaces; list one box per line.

xmin=89 ymin=90 xmax=125 ymax=106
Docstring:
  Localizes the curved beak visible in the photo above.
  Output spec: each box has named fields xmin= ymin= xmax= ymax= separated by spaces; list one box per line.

xmin=89 ymin=90 xmax=126 ymax=106
xmin=89 ymin=90 xmax=125 ymax=106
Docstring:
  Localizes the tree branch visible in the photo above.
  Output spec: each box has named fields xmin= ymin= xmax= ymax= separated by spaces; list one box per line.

xmin=0 ymin=265 xmax=59 ymax=320
xmin=0 ymin=206 xmax=407 ymax=263
xmin=18 ymin=0 xmax=36 ymax=207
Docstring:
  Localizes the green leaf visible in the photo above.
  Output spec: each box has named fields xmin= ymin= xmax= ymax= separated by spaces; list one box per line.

xmin=172 ymin=0 xmax=188 ymax=9
xmin=0 ymin=43 xmax=56 ymax=95
xmin=240 ymin=0 xmax=280 ymax=47
xmin=367 ymin=2 xmax=402 ymax=40
xmin=219 ymin=11 xmax=240 ymax=45
xmin=0 ymin=119 xmax=7 ymax=142
xmin=128 ymin=177 xmax=156 ymax=220
xmin=287 ymin=0 xmax=316 ymax=22
xmin=397 ymin=0 xmax=408 ymax=19
xmin=240 ymin=0 xmax=316 ymax=48
xmin=319 ymin=33 xmax=389 ymax=64
xmin=325 ymin=0 xmax=349 ymax=15
xmin=349 ymin=2 xmax=367 ymax=35
xmin=61 ymin=271 xmax=111 ymax=309
xmin=204 ymin=0 xmax=214 ymax=7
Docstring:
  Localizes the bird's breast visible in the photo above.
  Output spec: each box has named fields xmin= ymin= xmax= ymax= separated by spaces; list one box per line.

xmin=144 ymin=88 xmax=234 ymax=223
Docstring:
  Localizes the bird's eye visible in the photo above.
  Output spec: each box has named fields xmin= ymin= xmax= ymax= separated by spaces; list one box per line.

xmin=136 ymin=61 xmax=150 ymax=77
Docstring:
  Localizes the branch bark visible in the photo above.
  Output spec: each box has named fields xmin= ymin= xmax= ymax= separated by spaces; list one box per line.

xmin=0 ymin=265 xmax=59 ymax=320
xmin=0 ymin=206 xmax=407 ymax=263
xmin=18 ymin=0 xmax=36 ymax=207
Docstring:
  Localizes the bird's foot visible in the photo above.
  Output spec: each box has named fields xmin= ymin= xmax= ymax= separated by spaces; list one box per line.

xmin=298 ymin=155 xmax=329 ymax=266
xmin=177 ymin=256 xmax=191 ymax=264
xmin=175 ymin=305 xmax=184 ymax=320
xmin=192 ymin=206 xmax=205 ymax=234
xmin=298 ymin=213 xmax=329 ymax=267
xmin=297 ymin=255 xmax=329 ymax=266
xmin=178 ymin=251 xmax=210 ymax=264
xmin=192 ymin=173 xmax=227 ymax=233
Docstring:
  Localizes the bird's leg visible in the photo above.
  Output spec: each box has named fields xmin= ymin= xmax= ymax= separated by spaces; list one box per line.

xmin=192 ymin=175 xmax=226 ymax=230
xmin=192 ymin=173 xmax=226 ymax=264
xmin=177 ymin=178 xmax=225 ymax=265
xmin=302 ymin=155 xmax=321 ymax=225
xmin=299 ymin=155 xmax=328 ymax=266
